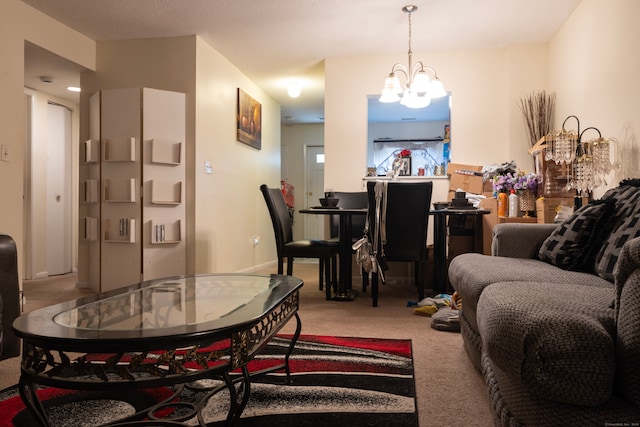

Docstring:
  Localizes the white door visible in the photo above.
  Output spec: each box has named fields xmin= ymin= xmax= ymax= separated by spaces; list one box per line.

xmin=46 ymin=103 xmax=73 ymax=275
xmin=304 ymin=146 xmax=325 ymax=239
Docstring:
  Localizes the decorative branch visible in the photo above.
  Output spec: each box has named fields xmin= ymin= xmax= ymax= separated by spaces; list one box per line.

xmin=519 ymin=91 xmax=556 ymax=148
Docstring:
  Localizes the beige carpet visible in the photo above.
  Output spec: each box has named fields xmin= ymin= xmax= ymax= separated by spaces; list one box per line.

xmin=0 ymin=263 xmax=493 ymax=427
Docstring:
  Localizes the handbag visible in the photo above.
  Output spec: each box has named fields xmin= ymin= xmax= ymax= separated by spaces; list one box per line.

xmin=352 ymin=181 xmax=388 ymax=281
xmin=353 ymin=235 xmax=376 ymax=274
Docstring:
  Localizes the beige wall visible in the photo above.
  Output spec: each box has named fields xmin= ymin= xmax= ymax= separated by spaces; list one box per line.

xmin=549 ymin=0 xmax=640 ymax=199
xmin=0 ymin=0 xmax=95 ymax=284
xmin=281 ymin=123 xmax=325 ymax=240
xmin=324 ymin=46 xmax=548 ymax=199
xmin=194 ymin=37 xmax=281 ymax=274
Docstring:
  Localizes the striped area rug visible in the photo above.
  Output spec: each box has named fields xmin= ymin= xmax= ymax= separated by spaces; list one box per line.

xmin=0 ymin=335 xmax=417 ymax=427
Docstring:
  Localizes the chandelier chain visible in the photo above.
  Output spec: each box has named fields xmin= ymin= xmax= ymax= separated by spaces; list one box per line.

xmin=407 ymin=10 xmax=412 ymax=54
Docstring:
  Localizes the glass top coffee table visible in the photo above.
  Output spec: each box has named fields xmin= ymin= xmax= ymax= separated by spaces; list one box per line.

xmin=12 ymin=274 xmax=303 ymax=426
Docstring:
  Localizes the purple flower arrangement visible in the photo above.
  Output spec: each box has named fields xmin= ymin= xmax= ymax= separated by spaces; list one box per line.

xmin=492 ymin=172 xmax=538 ymax=194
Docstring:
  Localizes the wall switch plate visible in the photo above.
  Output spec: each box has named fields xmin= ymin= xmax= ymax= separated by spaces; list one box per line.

xmin=1 ymin=144 xmax=9 ymax=162
xmin=205 ymin=161 xmax=212 ymax=174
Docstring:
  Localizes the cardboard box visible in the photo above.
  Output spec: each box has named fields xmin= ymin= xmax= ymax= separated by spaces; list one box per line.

xmin=536 ymin=197 xmax=581 ymax=223
xmin=536 ymin=154 xmax=576 ymax=198
xmin=498 ymin=216 xmax=537 ymax=224
xmin=479 ymin=197 xmax=498 ymax=255
xmin=447 ymin=163 xmax=484 ymax=198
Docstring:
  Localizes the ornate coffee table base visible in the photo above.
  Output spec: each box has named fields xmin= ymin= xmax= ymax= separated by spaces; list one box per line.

xmin=17 ymin=293 xmax=302 ymax=427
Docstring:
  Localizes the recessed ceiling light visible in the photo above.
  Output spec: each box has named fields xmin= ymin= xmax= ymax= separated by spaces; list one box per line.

xmin=287 ymin=82 xmax=301 ymax=98
xmin=67 ymin=86 xmax=81 ymax=92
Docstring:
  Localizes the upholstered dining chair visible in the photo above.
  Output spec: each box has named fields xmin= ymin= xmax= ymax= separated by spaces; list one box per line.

xmin=260 ymin=184 xmax=339 ymax=299
xmin=328 ymin=191 xmax=369 ymax=292
xmin=329 ymin=191 xmax=369 ymax=242
xmin=366 ymin=181 xmax=433 ymax=307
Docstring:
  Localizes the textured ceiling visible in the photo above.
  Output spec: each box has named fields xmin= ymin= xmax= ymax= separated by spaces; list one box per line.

xmin=21 ymin=0 xmax=582 ymax=123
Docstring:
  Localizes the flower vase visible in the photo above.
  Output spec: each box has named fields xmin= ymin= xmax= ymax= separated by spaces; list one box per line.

xmin=519 ymin=190 xmax=535 ymax=216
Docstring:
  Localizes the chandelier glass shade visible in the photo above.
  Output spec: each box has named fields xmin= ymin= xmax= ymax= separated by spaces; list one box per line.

xmin=380 ymin=5 xmax=446 ymax=109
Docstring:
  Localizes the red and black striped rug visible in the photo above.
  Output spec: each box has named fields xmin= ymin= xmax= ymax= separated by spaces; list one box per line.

xmin=0 ymin=335 xmax=417 ymax=426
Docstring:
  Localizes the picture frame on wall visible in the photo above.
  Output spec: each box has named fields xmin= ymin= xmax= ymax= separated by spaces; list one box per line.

xmin=237 ymin=88 xmax=262 ymax=150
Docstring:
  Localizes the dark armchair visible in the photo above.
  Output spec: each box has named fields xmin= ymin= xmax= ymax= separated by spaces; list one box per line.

xmin=0 ymin=234 xmax=20 ymax=360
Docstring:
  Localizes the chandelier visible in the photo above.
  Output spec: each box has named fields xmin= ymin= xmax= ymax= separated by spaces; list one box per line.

xmin=380 ymin=5 xmax=447 ymax=109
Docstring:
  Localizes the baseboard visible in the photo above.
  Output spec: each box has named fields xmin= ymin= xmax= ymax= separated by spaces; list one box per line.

xmin=235 ymin=259 xmax=277 ymax=273
xmin=75 ymin=281 xmax=91 ymax=289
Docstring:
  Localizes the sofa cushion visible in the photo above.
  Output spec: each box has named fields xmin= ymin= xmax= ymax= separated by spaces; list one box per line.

xmin=449 ymin=253 xmax=613 ymax=334
xmin=595 ymin=181 xmax=640 ymax=282
xmin=613 ymin=236 xmax=640 ymax=406
xmin=477 ymin=281 xmax=616 ymax=406
xmin=538 ymin=199 xmax=615 ymax=271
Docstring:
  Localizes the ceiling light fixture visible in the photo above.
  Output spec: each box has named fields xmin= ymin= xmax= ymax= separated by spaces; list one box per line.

xmin=66 ymin=86 xmax=81 ymax=93
xmin=287 ymin=81 xmax=301 ymax=98
xmin=380 ymin=5 xmax=447 ymax=109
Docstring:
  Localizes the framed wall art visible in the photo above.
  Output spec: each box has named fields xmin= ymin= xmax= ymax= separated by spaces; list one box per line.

xmin=236 ymin=88 xmax=262 ymax=150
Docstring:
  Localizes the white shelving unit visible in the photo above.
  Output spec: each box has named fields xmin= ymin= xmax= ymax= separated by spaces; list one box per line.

xmin=81 ymin=88 xmax=186 ymax=293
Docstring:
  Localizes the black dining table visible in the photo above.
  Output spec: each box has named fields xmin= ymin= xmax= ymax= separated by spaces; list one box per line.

xmin=299 ymin=207 xmax=368 ymax=301
xmin=430 ymin=208 xmax=490 ymax=294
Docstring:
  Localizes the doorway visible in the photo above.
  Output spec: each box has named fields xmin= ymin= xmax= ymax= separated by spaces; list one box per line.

xmin=23 ymin=94 xmax=74 ymax=279
xmin=46 ymin=102 xmax=73 ymax=275
xmin=304 ymin=145 xmax=325 ymax=239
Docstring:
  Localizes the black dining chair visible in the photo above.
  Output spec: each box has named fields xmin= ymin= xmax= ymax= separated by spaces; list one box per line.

xmin=329 ymin=191 xmax=369 ymax=241
xmin=366 ymin=181 xmax=433 ymax=307
xmin=260 ymin=184 xmax=339 ymax=299
xmin=328 ymin=191 xmax=369 ymax=292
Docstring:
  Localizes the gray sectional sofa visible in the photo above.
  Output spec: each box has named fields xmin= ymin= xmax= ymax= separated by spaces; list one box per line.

xmin=449 ymin=181 xmax=640 ymax=426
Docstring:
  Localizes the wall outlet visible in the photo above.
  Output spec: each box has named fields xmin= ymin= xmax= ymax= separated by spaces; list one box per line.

xmin=252 ymin=236 xmax=260 ymax=246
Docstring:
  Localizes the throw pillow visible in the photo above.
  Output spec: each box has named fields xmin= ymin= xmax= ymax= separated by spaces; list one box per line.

xmin=594 ymin=184 xmax=640 ymax=281
xmin=538 ymin=199 xmax=615 ymax=271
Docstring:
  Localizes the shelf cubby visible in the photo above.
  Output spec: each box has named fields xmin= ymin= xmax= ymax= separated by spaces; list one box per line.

xmin=84 ymin=139 xmax=100 ymax=164
xmin=82 ymin=179 xmax=99 ymax=203
xmin=83 ymin=217 xmax=98 ymax=241
xmin=150 ymin=139 xmax=182 ymax=165
xmin=103 ymin=218 xmax=136 ymax=243
xmin=150 ymin=220 xmax=181 ymax=244
xmin=103 ymin=137 xmax=136 ymax=162
xmin=150 ymin=180 xmax=182 ymax=205
xmin=104 ymin=178 xmax=136 ymax=203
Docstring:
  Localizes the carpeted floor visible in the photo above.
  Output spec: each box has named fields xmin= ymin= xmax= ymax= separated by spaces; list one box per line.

xmin=0 ymin=335 xmax=417 ymax=427
xmin=0 ymin=263 xmax=493 ymax=426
